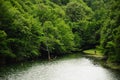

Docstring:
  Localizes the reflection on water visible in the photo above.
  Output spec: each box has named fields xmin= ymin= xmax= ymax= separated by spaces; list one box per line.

xmin=0 ymin=55 xmax=120 ymax=80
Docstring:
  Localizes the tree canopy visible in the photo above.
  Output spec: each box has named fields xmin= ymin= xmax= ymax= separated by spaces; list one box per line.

xmin=0 ymin=0 xmax=120 ymax=63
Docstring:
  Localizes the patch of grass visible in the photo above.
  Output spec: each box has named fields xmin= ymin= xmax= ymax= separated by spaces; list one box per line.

xmin=83 ymin=49 xmax=103 ymax=57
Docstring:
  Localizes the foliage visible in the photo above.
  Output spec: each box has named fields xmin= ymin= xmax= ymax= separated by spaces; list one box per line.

xmin=0 ymin=0 xmax=120 ymax=63
xmin=100 ymin=0 xmax=120 ymax=62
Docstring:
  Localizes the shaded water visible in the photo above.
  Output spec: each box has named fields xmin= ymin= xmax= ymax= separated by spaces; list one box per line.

xmin=0 ymin=54 xmax=120 ymax=80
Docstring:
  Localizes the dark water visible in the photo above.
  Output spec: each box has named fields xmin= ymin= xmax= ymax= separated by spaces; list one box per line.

xmin=0 ymin=54 xmax=120 ymax=80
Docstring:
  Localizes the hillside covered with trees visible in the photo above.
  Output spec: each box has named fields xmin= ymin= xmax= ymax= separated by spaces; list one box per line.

xmin=0 ymin=0 xmax=120 ymax=64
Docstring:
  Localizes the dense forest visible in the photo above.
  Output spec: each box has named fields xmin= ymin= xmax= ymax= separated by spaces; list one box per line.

xmin=0 ymin=0 xmax=120 ymax=64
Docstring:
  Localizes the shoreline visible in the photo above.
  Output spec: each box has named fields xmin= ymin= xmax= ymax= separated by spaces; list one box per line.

xmin=83 ymin=49 xmax=120 ymax=71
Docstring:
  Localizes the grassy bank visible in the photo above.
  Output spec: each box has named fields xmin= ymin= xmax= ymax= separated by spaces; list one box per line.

xmin=83 ymin=49 xmax=120 ymax=71
xmin=83 ymin=49 xmax=103 ymax=58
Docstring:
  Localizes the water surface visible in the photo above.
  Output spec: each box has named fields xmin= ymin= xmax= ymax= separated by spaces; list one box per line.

xmin=0 ymin=54 xmax=120 ymax=80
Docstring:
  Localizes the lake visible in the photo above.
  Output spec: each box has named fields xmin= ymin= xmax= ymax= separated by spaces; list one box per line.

xmin=0 ymin=54 xmax=120 ymax=80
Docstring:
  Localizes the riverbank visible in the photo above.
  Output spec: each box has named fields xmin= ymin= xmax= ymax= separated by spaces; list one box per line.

xmin=83 ymin=49 xmax=120 ymax=71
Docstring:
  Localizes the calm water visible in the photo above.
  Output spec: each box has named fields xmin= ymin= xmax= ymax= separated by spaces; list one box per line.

xmin=0 ymin=54 xmax=120 ymax=80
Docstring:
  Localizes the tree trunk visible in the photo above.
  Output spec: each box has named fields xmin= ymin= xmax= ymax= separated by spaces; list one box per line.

xmin=46 ymin=43 xmax=51 ymax=60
